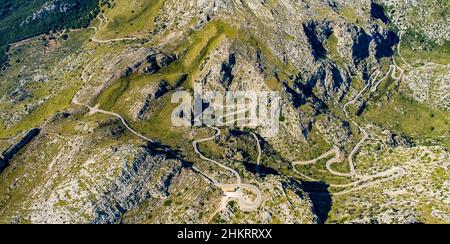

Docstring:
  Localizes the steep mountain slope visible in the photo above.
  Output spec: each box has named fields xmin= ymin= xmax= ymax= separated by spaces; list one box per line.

xmin=0 ymin=0 xmax=100 ymax=69
xmin=0 ymin=0 xmax=448 ymax=224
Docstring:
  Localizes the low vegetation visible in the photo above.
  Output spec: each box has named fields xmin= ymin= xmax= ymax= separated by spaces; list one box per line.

xmin=0 ymin=0 xmax=99 ymax=69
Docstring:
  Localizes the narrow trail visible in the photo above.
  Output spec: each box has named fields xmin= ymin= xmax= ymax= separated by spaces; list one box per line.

xmin=397 ymin=31 xmax=450 ymax=70
xmin=0 ymin=133 xmax=23 ymax=141
xmin=89 ymin=14 xmax=138 ymax=44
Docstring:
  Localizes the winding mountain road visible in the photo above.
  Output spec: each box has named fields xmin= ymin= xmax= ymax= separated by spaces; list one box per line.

xmin=193 ymin=125 xmax=263 ymax=212
xmin=193 ymin=126 xmax=242 ymax=184
xmin=71 ymin=14 xmax=423 ymax=210
xmin=292 ymin=57 xmax=409 ymax=195
xmin=193 ymin=103 xmax=263 ymax=217
xmin=74 ymin=23 xmax=264 ymax=215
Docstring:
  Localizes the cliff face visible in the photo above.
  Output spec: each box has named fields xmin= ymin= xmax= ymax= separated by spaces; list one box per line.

xmin=0 ymin=114 xmax=216 ymax=223
xmin=0 ymin=112 xmax=318 ymax=224
xmin=0 ymin=128 xmax=40 ymax=173
xmin=0 ymin=0 xmax=449 ymax=224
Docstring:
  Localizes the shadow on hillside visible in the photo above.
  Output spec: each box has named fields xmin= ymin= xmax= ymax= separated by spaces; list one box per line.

xmin=283 ymin=179 xmax=332 ymax=224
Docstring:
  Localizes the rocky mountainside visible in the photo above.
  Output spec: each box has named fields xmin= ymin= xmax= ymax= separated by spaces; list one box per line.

xmin=0 ymin=0 xmax=448 ymax=224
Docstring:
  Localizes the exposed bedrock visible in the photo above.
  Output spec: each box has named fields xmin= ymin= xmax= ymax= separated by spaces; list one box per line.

xmin=0 ymin=128 xmax=40 ymax=173
xmin=92 ymin=147 xmax=185 ymax=224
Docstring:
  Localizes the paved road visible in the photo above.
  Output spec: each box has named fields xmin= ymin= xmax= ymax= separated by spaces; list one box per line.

xmin=293 ymin=146 xmax=350 ymax=177
xmin=72 ymin=99 xmax=154 ymax=143
xmin=292 ymin=146 xmax=406 ymax=194
xmin=193 ymin=126 xmax=262 ymax=212
xmin=343 ymin=69 xmax=389 ymax=178
xmin=288 ymin=29 xmax=450 ymax=195
xmin=292 ymin=63 xmax=408 ymax=195
xmin=193 ymin=126 xmax=242 ymax=184
xmin=193 ymin=103 xmax=263 ymax=215
xmin=73 ymin=33 xmax=263 ymax=217
xmin=333 ymin=167 xmax=405 ymax=195
xmin=371 ymin=65 xmax=404 ymax=92
xmin=250 ymin=132 xmax=262 ymax=166
xmin=0 ymin=132 xmax=23 ymax=141
xmin=293 ymin=147 xmax=340 ymax=166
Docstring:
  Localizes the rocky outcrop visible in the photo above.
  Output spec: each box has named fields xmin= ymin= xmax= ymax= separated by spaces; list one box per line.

xmin=370 ymin=1 xmax=390 ymax=24
xmin=303 ymin=21 xmax=332 ymax=61
xmin=352 ymin=29 xmax=373 ymax=65
xmin=219 ymin=53 xmax=236 ymax=88
xmin=130 ymin=81 xmax=171 ymax=121
xmin=142 ymin=53 xmax=176 ymax=75
xmin=0 ymin=128 xmax=40 ymax=173
xmin=93 ymin=118 xmax=126 ymax=139
xmin=315 ymin=115 xmax=352 ymax=148
xmin=372 ymin=29 xmax=399 ymax=59
xmin=93 ymin=147 xmax=184 ymax=224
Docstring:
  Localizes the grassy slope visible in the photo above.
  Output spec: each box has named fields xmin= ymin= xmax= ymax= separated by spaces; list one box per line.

xmin=97 ymin=0 xmax=164 ymax=39
xmin=362 ymin=18 xmax=450 ymax=149
xmin=401 ymin=34 xmax=450 ymax=66
xmin=363 ymin=93 xmax=450 ymax=148
xmin=93 ymin=17 xmax=308 ymax=157
xmin=90 ymin=21 xmax=239 ymax=163
xmin=0 ymin=0 xmax=99 ymax=67
xmin=0 ymin=29 xmax=92 ymax=137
